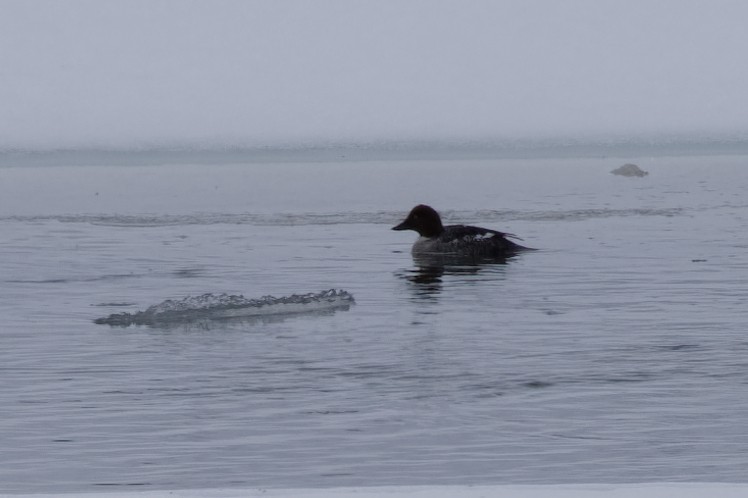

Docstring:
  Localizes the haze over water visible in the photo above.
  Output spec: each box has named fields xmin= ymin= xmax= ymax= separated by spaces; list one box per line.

xmin=3 ymin=0 xmax=748 ymax=151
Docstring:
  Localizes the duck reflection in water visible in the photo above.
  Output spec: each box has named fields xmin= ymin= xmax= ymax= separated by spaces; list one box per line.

xmin=392 ymin=205 xmax=533 ymax=300
xmin=398 ymin=254 xmax=512 ymax=300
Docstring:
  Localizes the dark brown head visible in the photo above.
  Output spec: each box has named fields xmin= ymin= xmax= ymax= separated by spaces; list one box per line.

xmin=392 ymin=204 xmax=445 ymax=237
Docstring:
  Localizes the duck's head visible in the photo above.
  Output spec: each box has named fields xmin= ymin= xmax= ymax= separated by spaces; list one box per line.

xmin=392 ymin=204 xmax=444 ymax=237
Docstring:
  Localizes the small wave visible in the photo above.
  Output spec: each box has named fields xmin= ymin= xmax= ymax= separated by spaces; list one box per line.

xmin=7 ymin=273 xmax=142 ymax=284
xmin=0 ymin=213 xmax=388 ymax=227
xmin=467 ymin=207 xmax=684 ymax=221
xmin=94 ymin=289 xmax=354 ymax=327
xmin=2 ymin=207 xmax=686 ymax=228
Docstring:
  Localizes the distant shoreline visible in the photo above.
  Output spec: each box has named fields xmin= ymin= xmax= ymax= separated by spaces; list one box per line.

xmin=3 ymin=135 xmax=748 ymax=167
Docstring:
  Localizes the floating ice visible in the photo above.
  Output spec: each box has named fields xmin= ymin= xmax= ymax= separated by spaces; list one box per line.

xmin=94 ymin=289 xmax=354 ymax=327
xmin=611 ymin=163 xmax=649 ymax=177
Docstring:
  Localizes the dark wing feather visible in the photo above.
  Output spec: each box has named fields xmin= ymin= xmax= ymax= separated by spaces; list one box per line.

xmin=442 ymin=225 xmax=513 ymax=242
xmin=440 ymin=225 xmax=529 ymax=255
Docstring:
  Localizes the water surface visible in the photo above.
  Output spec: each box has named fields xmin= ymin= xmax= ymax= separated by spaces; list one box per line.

xmin=1 ymin=155 xmax=747 ymax=493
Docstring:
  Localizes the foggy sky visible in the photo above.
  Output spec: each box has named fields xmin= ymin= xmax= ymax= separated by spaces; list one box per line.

xmin=2 ymin=0 xmax=748 ymax=150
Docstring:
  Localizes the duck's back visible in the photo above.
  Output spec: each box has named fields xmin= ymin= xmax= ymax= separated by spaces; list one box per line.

xmin=412 ymin=224 xmax=528 ymax=258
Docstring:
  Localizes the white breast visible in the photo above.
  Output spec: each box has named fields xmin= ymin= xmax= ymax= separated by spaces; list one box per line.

xmin=411 ymin=236 xmax=438 ymax=255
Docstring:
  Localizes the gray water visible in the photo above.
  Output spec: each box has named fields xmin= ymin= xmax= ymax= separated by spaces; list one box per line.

xmin=1 ymin=154 xmax=748 ymax=493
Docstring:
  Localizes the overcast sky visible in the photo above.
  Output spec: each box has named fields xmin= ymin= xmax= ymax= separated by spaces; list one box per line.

xmin=2 ymin=0 xmax=747 ymax=150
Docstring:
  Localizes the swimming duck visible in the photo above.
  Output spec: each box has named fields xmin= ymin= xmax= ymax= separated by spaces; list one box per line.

xmin=392 ymin=204 xmax=531 ymax=259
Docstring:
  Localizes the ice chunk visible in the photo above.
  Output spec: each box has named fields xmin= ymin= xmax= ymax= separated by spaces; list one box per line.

xmin=611 ymin=163 xmax=649 ymax=177
xmin=95 ymin=289 xmax=354 ymax=327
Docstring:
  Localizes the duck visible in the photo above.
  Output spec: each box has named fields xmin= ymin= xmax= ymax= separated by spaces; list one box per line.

xmin=392 ymin=204 xmax=532 ymax=260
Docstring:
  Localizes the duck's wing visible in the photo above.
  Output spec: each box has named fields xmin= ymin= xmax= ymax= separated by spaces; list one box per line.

xmin=439 ymin=225 xmax=532 ymax=255
xmin=443 ymin=225 xmax=520 ymax=243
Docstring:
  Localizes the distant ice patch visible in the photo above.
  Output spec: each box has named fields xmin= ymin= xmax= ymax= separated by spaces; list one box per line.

xmin=94 ymin=289 xmax=354 ymax=327
xmin=611 ymin=163 xmax=649 ymax=177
